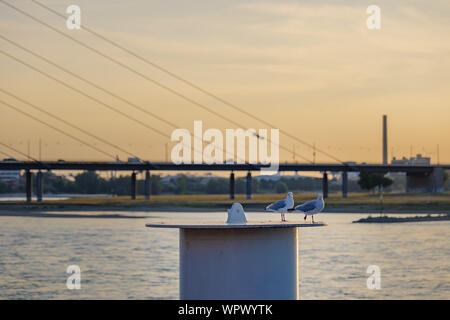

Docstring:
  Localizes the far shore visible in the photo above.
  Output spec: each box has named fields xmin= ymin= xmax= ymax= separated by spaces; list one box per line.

xmin=0 ymin=193 xmax=449 ymax=216
xmin=353 ymin=214 xmax=450 ymax=223
xmin=0 ymin=211 xmax=150 ymax=218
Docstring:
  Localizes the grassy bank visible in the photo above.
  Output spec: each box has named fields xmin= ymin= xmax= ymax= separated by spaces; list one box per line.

xmin=0 ymin=192 xmax=449 ymax=213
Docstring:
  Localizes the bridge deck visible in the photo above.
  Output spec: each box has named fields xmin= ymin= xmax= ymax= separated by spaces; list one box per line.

xmin=0 ymin=161 xmax=442 ymax=172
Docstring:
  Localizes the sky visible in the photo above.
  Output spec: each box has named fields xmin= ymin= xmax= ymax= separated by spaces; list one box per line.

xmin=1 ymin=0 xmax=450 ymax=165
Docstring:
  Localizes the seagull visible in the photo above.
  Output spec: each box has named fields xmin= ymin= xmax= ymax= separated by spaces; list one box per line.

xmin=265 ymin=192 xmax=294 ymax=222
xmin=293 ymin=193 xmax=325 ymax=223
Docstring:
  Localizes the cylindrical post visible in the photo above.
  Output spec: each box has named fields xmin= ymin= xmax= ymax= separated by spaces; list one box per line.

xmin=229 ymin=172 xmax=235 ymax=200
xmin=145 ymin=170 xmax=151 ymax=200
xmin=36 ymin=171 xmax=43 ymax=203
xmin=383 ymin=115 xmax=388 ymax=165
xmin=25 ymin=170 xmax=32 ymax=203
xmin=322 ymin=172 xmax=328 ymax=199
xmin=179 ymin=227 xmax=299 ymax=300
xmin=246 ymin=171 xmax=252 ymax=200
xmin=342 ymin=171 xmax=348 ymax=198
xmin=131 ymin=172 xmax=136 ymax=200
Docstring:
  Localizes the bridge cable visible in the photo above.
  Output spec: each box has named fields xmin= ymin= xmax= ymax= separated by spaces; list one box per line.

xmin=0 ymin=99 xmax=117 ymax=160
xmin=0 ymin=141 xmax=51 ymax=169
xmin=0 ymin=87 xmax=142 ymax=161
xmin=0 ymin=47 xmax=248 ymax=164
xmin=30 ymin=0 xmax=344 ymax=165
xmin=0 ymin=0 xmax=312 ymax=164
xmin=0 ymin=149 xmax=17 ymax=159
xmin=0 ymin=34 xmax=238 ymax=163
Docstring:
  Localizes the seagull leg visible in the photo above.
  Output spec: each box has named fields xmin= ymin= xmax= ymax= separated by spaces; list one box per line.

xmin=312 ymin=215 xmax=315 ymax=223
xmin=304 ymin=214 xmax=307 ymax=221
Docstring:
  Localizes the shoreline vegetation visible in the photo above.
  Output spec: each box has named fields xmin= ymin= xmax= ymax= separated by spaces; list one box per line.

xmin=0 ymin=193 xmax=449 ymax=215
xmin=353 ymin=213 xmax=450 ymax=223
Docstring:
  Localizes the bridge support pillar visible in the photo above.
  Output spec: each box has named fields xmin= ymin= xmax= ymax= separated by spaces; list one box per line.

xmin=246 ymin=172 xmax=252 ymax=200
xmin=145 ymin=170 xmax=151 ymax=200
xmin=25 ymin=170 xmax=32 ymax=203
xmin=322 ymin=172 xmax=328 ymax=199
xmin=131 ymin=172 xmax=137 ymax=200
xmin=229 ymin=172 xmax=235 ymax=200
xmin=432 ymin=167 xmax=445 ymax=193
xmin=36 ymin=171 xmax=43 ymax=203
xmin=342 ymin=171 xmax=348 ymax=198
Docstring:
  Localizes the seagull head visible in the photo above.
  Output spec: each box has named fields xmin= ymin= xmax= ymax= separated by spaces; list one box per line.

xmin=317 ymin=193 xmax=323 ymax=199
xmin=287 ymin=192 xmax=293 ymax=198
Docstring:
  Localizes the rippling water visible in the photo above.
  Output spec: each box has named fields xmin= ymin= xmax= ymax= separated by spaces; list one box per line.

xmin=0 ymin=212 xmax=448 ymax=299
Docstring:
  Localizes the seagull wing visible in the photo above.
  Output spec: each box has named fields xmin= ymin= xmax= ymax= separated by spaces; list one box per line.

xmin=266 ymin=199 xmax=287 ymax=212
xmin=293 ymin=200 xmax=317 ymax=213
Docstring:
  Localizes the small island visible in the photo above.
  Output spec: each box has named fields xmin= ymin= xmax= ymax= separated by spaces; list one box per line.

xmin=353 ymin=213 xmax=450 ymax=223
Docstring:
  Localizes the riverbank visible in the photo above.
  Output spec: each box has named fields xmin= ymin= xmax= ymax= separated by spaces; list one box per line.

xmin=353 ymin=214 xmax=450 ymax=223
xmin=0 ymin=192 xmax=449 ymax=213
xmin=0 ymin=211 xmax=148 ymax=218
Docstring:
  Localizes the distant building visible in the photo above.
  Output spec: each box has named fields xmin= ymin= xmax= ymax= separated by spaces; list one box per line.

xmin=0 ymin=170 xmax=20 ymax=183
xmin=410 ymin=154 xmax=431 ymax=165
xmin=391 ymin=154 xmax=430 ymax=165
xmin=127 ymin=157 xmax=141 ymax=163
xmin=0 ymin=158 xmax=20 ymax=184
xmin=391 ymin=156 xmax=409 ymax=165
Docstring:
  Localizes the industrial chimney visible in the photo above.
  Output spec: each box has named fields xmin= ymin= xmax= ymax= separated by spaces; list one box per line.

xmin=382 ymin=115 xmax=388 ymax=164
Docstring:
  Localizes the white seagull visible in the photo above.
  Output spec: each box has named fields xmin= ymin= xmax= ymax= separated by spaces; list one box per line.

xmin=293 ymin=193 xmax=325 ymax=223
xmin=265 ymin=192 xmax=294 ymax=222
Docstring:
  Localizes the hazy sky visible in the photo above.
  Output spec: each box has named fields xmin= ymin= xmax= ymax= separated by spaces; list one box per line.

xmin=1 ymin=0 xmax=449 ymax=164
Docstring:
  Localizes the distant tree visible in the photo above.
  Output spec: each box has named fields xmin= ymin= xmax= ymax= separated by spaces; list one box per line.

xmin=235 ymin=178 xmax=246 ymax=194
xmin=358 ymin=172 xmax=393 ymax=192
xmin=275 ymin=181 xmax=288 ymax=193
xmin=74 ymin=171 xmax=102 ymax=194
xmin=150 ymin=175 xmax=162 ymax=195
xmin=445 ymin=171 xmax=450 ymax=191
xmin=45 ymin=174 xmax=75 ymax=193
xmin=205 ymin=178 xmax=228 ymax=194
xmin=175 ymin=175 xmax=187 ymax=194
xmin=110 ymin=176 xmax=131 ymax=195
xmin=251 ymin=178 xmax=259 ymax=194
xmin=0 ymin=179 xmax=12 ymax=193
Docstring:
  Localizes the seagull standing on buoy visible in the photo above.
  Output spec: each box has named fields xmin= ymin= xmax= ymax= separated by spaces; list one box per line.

xmin=293 ymin=193 xmax=325 ymax=223
xmin=265 ymin=192 xmax=294 ymax=222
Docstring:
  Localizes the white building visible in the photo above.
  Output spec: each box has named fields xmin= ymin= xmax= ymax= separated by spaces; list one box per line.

xmin=391 ymin=154 xmax=431 ymax=165
xmin=0 ymin=159 xmax=20 ymax=183
xmin=0 ymin=170 xmax=20 ymax=182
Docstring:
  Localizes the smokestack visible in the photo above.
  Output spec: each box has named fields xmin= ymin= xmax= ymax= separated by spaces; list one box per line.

xmin=382 ymin=115 xmax=388 ymax=164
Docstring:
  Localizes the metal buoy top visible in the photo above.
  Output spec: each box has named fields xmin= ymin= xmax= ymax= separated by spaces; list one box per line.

xmin=146 ymin=220 xmax=327 ymax=229
xmin=147 ymin=201 xmax=326 ymax=229
xmin=146 ymin=202 xmax=326 ymax=300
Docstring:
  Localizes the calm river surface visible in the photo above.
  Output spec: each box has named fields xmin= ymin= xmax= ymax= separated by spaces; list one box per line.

xmin=0 ymin=212 xmax=448 ymax=299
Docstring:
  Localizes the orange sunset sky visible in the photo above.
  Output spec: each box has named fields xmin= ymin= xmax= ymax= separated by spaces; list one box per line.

xmin=1 ymin=0 xmax=450 ymax=165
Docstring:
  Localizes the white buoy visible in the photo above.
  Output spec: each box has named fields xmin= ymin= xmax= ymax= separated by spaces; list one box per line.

xmin=146 ymin=205 xmax=326 ymax=300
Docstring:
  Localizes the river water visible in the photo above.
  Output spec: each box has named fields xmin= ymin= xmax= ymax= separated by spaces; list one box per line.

xmin=0 ymin=212 xmax=448 ymax=299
